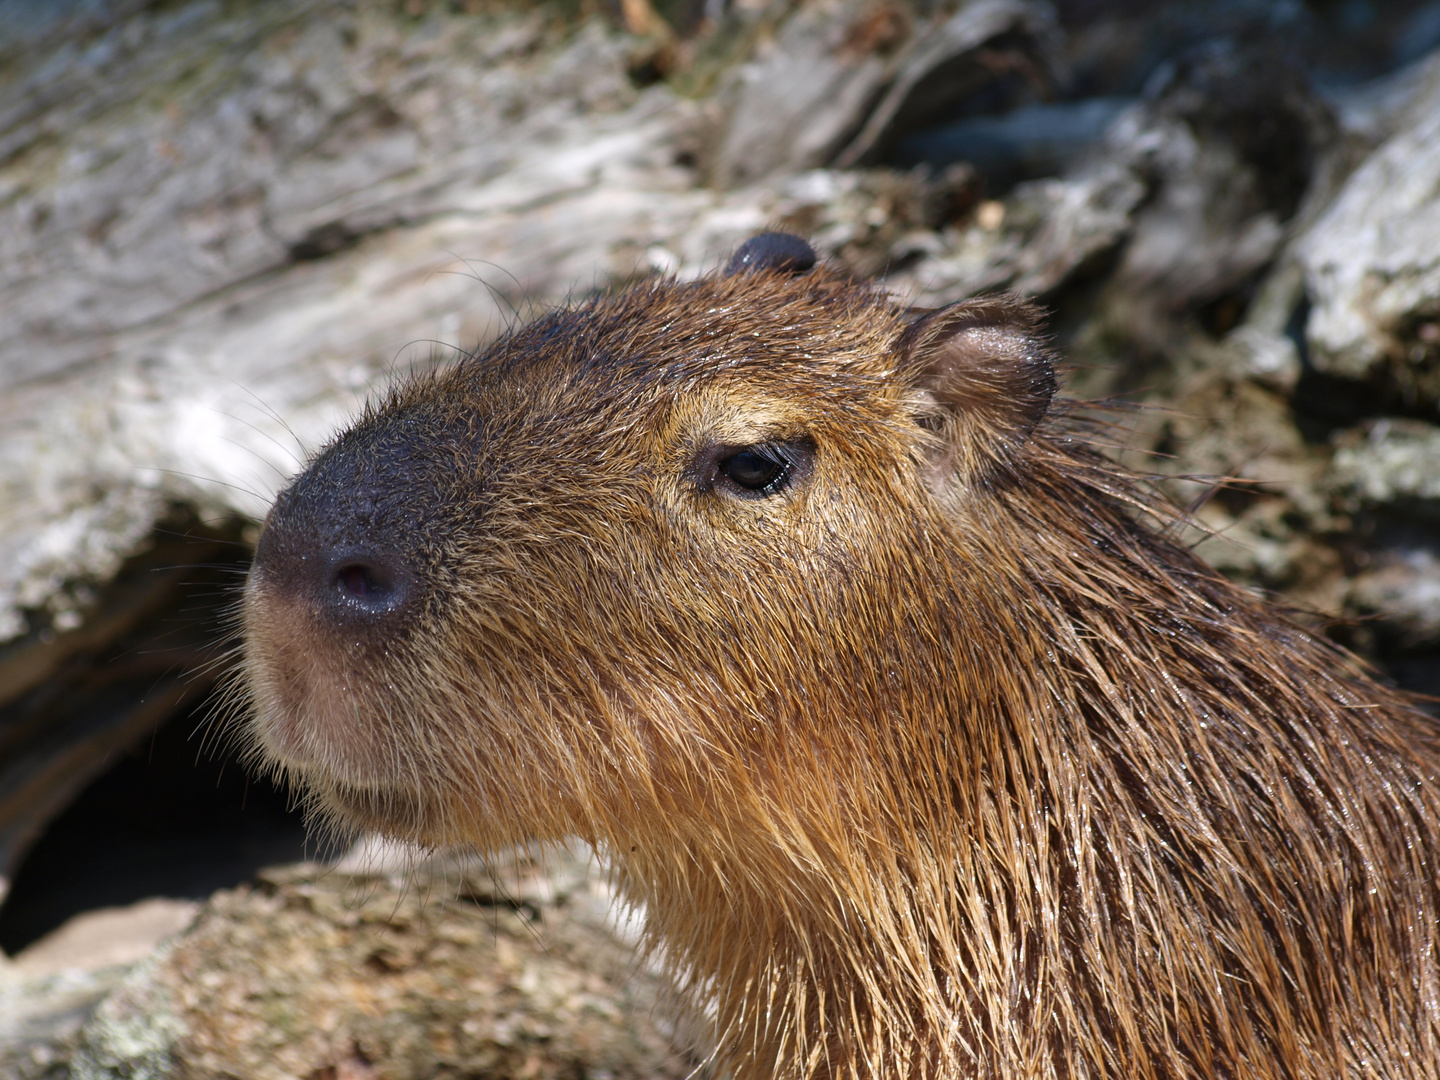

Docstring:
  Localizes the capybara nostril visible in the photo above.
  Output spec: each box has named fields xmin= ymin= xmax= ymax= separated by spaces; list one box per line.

xmin=337 ymin=561 xmax=382 ymax=601
xmin=328 ymin=552 xmax=412 ymax=617
xmin=250 ymin=457 xmax=428 ymax=633
xmin=251 ymin=511 xmax=421 ymax=629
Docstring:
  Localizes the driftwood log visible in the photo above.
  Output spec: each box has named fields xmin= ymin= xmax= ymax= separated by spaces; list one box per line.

xmin=1 ymin=0 xmax=1439 ymax=1075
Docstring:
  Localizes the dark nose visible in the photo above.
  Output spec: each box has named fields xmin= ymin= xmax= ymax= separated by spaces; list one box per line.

xmin=251 ymin=455 xmax=425 ymax=633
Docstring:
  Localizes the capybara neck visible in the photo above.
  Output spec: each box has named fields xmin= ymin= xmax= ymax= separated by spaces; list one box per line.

xmin=243 ymin=234 xmax=1440 ymax=1079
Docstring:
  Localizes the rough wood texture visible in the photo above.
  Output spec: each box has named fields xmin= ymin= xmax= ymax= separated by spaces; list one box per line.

xmin=2 ymin=847 xmax=699 ymax=1080
xmin=0 ymin=0 xmax=705 ymax=639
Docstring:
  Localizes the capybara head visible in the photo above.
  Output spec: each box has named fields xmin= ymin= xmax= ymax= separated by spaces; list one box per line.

xmin=243 ymin=234 xmax=1440 ymax=1080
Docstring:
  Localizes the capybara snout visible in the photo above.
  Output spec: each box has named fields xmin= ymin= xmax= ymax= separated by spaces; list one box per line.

xmin=252 ymin=416 xmax=449 ymax=632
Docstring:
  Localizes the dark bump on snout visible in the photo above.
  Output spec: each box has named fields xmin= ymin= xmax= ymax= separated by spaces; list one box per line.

xmin=725 ymin=232 xmax=817 ymax=276
xmin=254 ymin=500 xmax=423 ymax=635
xmin=251 ymin=427 xmax=439 ymax=637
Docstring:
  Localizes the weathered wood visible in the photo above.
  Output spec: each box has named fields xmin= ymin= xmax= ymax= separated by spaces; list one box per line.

xmin=1302 ymin=54 xmax=1440 ymax=385
xmin=4 ymin=847 xmax=697 ymax=1080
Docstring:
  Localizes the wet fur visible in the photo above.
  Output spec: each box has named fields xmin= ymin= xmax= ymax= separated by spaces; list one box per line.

xmin=243 ymin=263 xmax=1440 ymax=1079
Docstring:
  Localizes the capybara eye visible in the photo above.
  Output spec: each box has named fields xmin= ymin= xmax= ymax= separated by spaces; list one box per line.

xmin=721 ymin=447 xmax=787 ymax=492
xmin=707 ymin=438 xmax=815 ymax=499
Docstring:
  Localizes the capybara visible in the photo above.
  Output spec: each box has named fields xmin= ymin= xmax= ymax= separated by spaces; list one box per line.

xmin=242 ymin=233 xmax=1440 ymax=1079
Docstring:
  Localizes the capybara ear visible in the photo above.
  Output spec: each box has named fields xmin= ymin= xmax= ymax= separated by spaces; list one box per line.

xmin=725 ymin=232 xmax=818 ymax=276
xmin=894 ymin=295 xmax=1056 ymax=489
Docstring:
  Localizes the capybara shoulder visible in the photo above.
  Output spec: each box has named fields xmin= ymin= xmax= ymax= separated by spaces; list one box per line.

xmin=243 ymin=232 xmax=1440 ymax=1080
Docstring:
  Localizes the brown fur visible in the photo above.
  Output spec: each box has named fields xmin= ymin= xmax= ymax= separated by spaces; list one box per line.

xmin=242 ymin=257 xmax=1440 ymax=1079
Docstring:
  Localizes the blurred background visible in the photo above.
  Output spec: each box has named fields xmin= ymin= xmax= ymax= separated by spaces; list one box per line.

xmin=1 ymin=0 xmax=1438 ymax=1074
